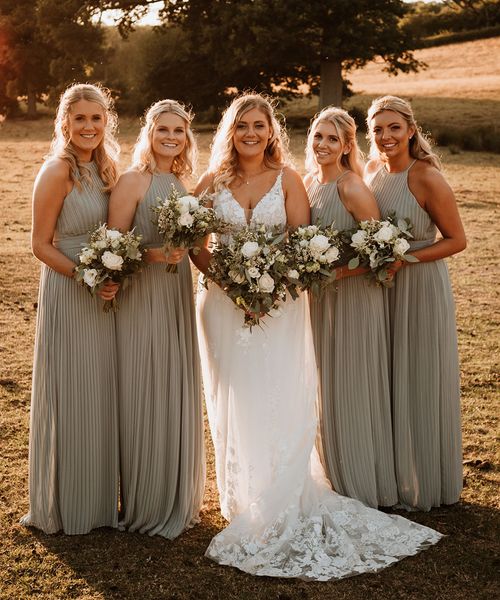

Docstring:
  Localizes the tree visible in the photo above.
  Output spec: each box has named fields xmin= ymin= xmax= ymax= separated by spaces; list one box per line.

xmin=159 ymin=0 xmax=424 ymax=108
xmin=0 ymin=1 xmax=55 ymax=117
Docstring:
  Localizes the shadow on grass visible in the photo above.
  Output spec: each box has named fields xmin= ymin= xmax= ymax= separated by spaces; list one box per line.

xmin=14 ymin=502 xmax=498 ymax=600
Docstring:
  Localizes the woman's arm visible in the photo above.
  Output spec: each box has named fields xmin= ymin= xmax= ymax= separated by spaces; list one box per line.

xmin=283 ymin=167 xmax=310 ymax=227
xmin=189 ymin=172 xmax=215 ymax=274
xmin=31 ymin=159 xmax=76 ymax=278
xmin=336 ymin=173 xmax=381 ymax=280
xmin=408 ymin=163 xmax=466 ymax=263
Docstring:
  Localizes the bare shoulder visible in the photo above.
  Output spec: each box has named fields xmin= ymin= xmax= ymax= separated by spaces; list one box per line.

xmin=282 ymin=165 xmax=302 ymax=185
xmin=303 ymin=172 xmax=314 ymax=188
xmin=410 ymin=160 xmax=449 ymax=192
xmin=339 ymin=170 xmax=366 ymax=193
xmin=194 ymin=171 xmax=215 ymax=195
xmin=37 ymin=157 xmax=70 ymax=183
xmin=364 ymin=159 xmax=383 ymax=177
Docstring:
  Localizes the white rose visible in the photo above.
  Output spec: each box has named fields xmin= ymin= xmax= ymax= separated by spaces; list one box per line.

xmin=324 ymin=246 xmax=340 ymax=263
xmin=94 ymin=239 xmax=107 ymax=250
xmin=247 ymin=266 xmax=260 ymax=278
xmin=83 ymin=268 xmax=99 ymax=287
xmin=258 ymin=272 xmax=275 ymax=293
xmin=106 ymin=229 xmax=122 ymax=241
xmin=374 ymin=225 xmax=394 ymax=243
xmin=185 ymin=195 xmax=200 ymax=210
xmin=177 ymin=197 xmax=191 ymax=214
xmin=80 ymin=247 xmax=96 ymax=265
xmin=309 ymin=234 xmax=330 ymax=256
xmin=229 ymin=269 xmax=245 ymax=284
xmin=241 ymin=241 xmax=260 ymax=258
xmin=101 ymin=251 xmax=124 ymax=271
xmin=287 ymin=269 xmax=299 ymax=279
xmin=394 ymin=238 xmax=410 ymax=256
xmin=178 ymin=212 xmax=194 ymax=227
xmin=351 ymin=230 xmax=367 ymax=248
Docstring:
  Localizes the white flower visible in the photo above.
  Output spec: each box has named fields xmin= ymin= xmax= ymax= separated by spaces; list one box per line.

xmin=351 ymin=230 xmax=368 ymax=248
xmin=83 ymin=268 xmax=99 ymax=287
xmin=374 ymin=224 xmax=394 ymax=243
xmin=80 ymin=247 xmax=96 ymax=265
xmin=369 ymin=251 xmax=379 ymax=269
xmin=178 ymin=212 xmax=194 ymax=227
xmin=394 ymin=237 xmax=410 ymax=256
xmin=177 ymin=196 xmax=200 ymax=215
xmin=324 ymin=246 xmax=340 ymax=263
xmin=241 ymin=241 xmax=260 ymax=258
xmin=101 ymin=251 xmax=124 ymax=271
xmin=94 ymin=239 xmax=107 ymax=250
xmin=106 ymin=229 xmax=122 ymax=241
xmin=247 ymin=266 xmax=260 ymax=278
xmin=258 ymin=272 xmax=275 ymax=293
xmin=309 ymin=234 xmax=330 ymax=256
xmin=287 ymin=269 xmax=299 ymax=279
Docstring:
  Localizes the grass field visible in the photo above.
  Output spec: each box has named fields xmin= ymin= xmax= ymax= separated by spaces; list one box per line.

xmin=1 ymin=48 xmax=499 ymax=599
xmin=286 ymin=36 xmax=500 ymax=135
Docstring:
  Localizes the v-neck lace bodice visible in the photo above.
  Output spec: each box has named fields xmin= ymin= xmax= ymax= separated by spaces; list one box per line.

xmin=214 ymin=171 xmax=286 ymax=231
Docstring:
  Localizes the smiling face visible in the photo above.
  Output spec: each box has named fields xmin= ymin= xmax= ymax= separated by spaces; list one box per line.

xmin=66 ymin=99 xmax=106 ymax=161
xmin=370 ymin=109 xmax=415 ymax=160
xmin=232 ymin=107 xmax=271 ymax=159
xmin=311 ymin=120 xmax=347 ymax=168
xmin=151 ymin=112 xmax=187 ymax=163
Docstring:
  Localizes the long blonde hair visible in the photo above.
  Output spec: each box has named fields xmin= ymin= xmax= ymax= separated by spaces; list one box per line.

xmin=132 ymin=99 xmax=197 ymax=178
xmin=209 ymin=93 xmax=292 ymax=191
xmin=367 ymin=95 xmax=441 ymax=170
xmin=305 ymin=106 xmax=364 ymax=178
xmin=49 ymin=83 xmax=119 ymax=191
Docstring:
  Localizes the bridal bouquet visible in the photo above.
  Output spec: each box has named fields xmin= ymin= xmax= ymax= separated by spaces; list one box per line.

xmin=206 ymin=225 xmax=294 ymax=329
xmin=285 ymin=224 xmax=343 ymax=296
xmin=74 ymin=223 xmax=145 ymax=312
xmin=152 ymin=185 xmax=221 ymax=272
xmin=343 ymin=213 xmax=417 ymax=286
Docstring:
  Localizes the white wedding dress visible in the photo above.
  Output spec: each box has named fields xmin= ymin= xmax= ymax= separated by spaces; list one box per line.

xmin=196 ymin=172 xmax=442 ymax=580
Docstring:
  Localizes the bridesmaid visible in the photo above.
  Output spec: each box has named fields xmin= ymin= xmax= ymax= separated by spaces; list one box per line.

xmin=365 ymin=95 xmax=466 ymax=511
xmin=305 ymin=107 xmax=398 ymax=508
xmin=21 ymin=83 xmax=120 ymax=534
xmin=108 ymin=99 xmax=204 ymax=538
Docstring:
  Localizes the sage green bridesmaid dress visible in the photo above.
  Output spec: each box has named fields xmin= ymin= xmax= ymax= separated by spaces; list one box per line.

xmin=367 ymin=160 xmax=462 ymax=511
xmin=21 ymin=162 xmax=119 ymax=534
xmin=115 ymin=172 xmax=205 ymax=539
xmin=308 ymin=175 xmax=398 ymax=509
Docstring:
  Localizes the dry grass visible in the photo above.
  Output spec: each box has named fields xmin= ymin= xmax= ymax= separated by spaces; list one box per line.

xmin=287 ymin=37 xmax=500 ymax=132
xmin=0 ymin=115 xmax=499 ymax=600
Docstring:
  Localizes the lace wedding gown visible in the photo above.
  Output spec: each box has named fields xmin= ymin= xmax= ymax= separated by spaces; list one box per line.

xmin=196 ymin=171 xmax=442 ymax=580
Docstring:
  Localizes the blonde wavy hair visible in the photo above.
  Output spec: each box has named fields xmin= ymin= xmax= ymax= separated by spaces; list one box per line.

xmin=305 ymin=106 xmax=364 ymax=178
xmin=208 ymin=93 xmax=292 ymax=191
xmin=132 ymin=99 xmax=197 ymax=178
xmin=367 ymin=95 xmax=441 ymax=170
xmin=49 ymin=83 xmax=119 ymax=191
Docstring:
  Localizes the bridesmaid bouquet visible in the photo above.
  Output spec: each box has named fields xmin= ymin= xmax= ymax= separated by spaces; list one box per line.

xmin=74 ymin=223 xmax=145 ymax=312
xmin=152 ymin=185 xmax=221 ymax=273
xmin=344 ymin=213 xmax=418 ymax=286
xmin=284 ymin=224 xmax=343 ymax=296
xmin=206 ymin=225 xmax=295 ymax=329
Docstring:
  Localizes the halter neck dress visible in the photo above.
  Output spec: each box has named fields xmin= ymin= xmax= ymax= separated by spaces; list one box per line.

xmin=367 ymin=160 xmax=462 ymax=511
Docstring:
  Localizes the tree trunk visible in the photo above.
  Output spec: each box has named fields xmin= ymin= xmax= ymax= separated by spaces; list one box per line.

xmin=26 ymin=81 xmax=37 ymax=119
xmin=319 ymin=58 xmax=343 ymax=109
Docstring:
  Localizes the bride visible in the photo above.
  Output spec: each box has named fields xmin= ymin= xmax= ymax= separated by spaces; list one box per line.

xmin=192 ymin=93 xmax=442 ymax=580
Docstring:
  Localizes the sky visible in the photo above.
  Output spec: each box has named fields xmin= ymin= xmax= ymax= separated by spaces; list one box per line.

xmin=100 ymin=0 xmax=441 ymax=26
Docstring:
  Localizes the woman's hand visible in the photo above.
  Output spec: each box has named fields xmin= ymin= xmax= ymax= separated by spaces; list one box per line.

xmin=98 ymin=280 xmax=120 ymax=301
xmin=166 ymin=247 xmax=188 ymax=264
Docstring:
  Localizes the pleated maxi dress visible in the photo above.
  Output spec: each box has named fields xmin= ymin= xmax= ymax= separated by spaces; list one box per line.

xmin=308 ymin=177 xmax=398 ymax=508
xmin=115 ymin=172 xmax=205 ymax=538
xmin=367 ymin=161 xmax=462 ymax=511
xmin=21 ymin=162 xmax=119 ymax=534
